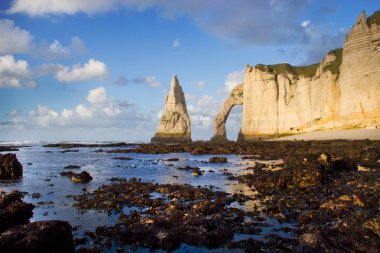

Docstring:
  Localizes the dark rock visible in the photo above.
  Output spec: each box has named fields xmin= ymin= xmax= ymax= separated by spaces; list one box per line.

xmin=44 ymin=142 xmax=129 ymax=148
xmin=63 ymin=165 xmax=81 ymax=169
xmin=72 ymin=179 xmax=258 ymax=251
xmin=60 ymin=149 xmax=79 ymax=153
xmin=0 ymin=220 xmax=75 ymax=253
xmin=0 ymin=191 xmax=34 ymax=233
xmin=0 ymin=146 xmax=19 ymax=152
xmin=192 ymin=167 xmax=203 ymax=177
xmin=176 ymin=166 xmax=203 ymax=176
xmin=111 ymin=157 xmax=133 ymax=161
xmin=176 ymin=166 xmax=195 ymax=171
xmin=165 ymin=158 xmax=180 ymax=161
xmin=363 ymin=217 xmax=380 ymax=237
xmin=72 ymin=171 xmax=93 ymax=183
xmin=61 ymin=171 xmax=93 ymax=183
xmin=0 ymin=153 xmax=23 ymax=179
xmin=31 ymin=193 xmax=41 ymax=199
xmin=209 ymin=157 xmax=228 ymax=163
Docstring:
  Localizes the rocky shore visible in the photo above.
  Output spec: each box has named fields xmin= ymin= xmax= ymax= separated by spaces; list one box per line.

xmin=76 ymin=140 xmax=380 ymax=252
xmin=1 ymin=140 xmax=379 ymax=252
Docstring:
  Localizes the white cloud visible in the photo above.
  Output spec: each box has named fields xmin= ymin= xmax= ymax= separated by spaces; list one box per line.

xmin=75 ymin=104 xmax=94 ymax=118
xmin=196 ymin=80 xmax=205 ymax=88
xmin=55 ymin=58 xmax=108 ymax=83
xmin=7 ymin=1 xmax=316 ymax=45
xmin=185 ymin=93 xmax=196 ymax=101
xmin=0 ymin=19 xmax=86 ymax=60
xmin=0 ymin=19 xmax=32 ymax=54
xmin=31 ymin=104 xmax=59 ymax=127
xmin=223 ymin=69 xmax=244 ymax=94
xmin=70 ymin=36 xmax=86 ymax=54
xmin=26 ymin=87 xmax=149 ymax=129
xmin=188 ymin=95 xmax=220 ymax=129
xmin=301 ymin=20 xmax=311 ymax=28
xmin=48 ymin=40 xmax=70 ymax=58
xmin=132 ymin=76 xmax=160 ymax=88
xmin=8 ymin=110 xmax=18 ymax=117
xmin=0 ymin=54 xmax=36 ymax=88
xmin=156 ymin=110 xmax=163 ymax=119
xmin=7 ymin=0 xmax=158 ymax=16
xmin=87 ymin=86 xmax=108 ymax=104
xmin=191 ymin=115 xmax=212 ymax=129
xmin=172 ymin=39 xmax=180 ymax=48
xmin=300 ymin=21 xmax=346 ymax=64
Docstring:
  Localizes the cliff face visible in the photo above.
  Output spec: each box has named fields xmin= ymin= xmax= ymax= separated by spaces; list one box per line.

xmin=337 ymin=11 xmax=380 ymax=126
xmin=241 ymin=51 xmax=340 ymax=138
xmin=234 ymin=10 xmax=380 ymax=140
xmin=151 ymin=76 xmax=191 ymax=143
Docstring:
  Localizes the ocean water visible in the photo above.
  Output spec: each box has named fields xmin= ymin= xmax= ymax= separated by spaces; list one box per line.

xmin=0 ymin=143 xmax=294 ymax=252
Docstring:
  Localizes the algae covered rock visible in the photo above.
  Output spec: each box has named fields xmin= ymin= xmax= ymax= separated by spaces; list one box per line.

xmin=0 ymin=153 xmax=23 ymax=179
xmin=0 ymin=220 xmax=75 ymax=253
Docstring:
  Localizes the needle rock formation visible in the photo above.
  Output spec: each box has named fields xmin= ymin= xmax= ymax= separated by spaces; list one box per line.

xmin=212 ymin=10 xmax=380 ymax=141
xmin=151 ymin=76 xmax=191 ymax=143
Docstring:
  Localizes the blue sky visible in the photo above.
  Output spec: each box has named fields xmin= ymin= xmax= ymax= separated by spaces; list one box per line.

xmin=0 ymin=0 xmax=378 ymax=142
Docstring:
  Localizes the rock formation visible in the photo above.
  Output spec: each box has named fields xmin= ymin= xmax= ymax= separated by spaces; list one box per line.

xmin=0 ymin=153 xmax=23 ymax=179
xmin=212 ymin=10 xmax=380 ymax=141
xmin=0 ymin=220 xmax=75 ymax=253
xmin=151 ymin=76 xmax=191 ymax=143
xmin=0 ymin=191 xmax=75 ymax=253
xmin=211 ymin=84 xmax=243 ymax=142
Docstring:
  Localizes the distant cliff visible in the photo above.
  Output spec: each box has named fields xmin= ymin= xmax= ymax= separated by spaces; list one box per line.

xmin=212 ymin=10 xmax=380 ymax=141
xmin=151 ymin=76 xmax=191 ymax=143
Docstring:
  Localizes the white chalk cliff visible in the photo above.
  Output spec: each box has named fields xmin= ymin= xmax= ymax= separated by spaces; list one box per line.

xmin=151 ymin=76 xmax=191 ymax=143
xmin=212 ymin=10 xmax=380 ymax=141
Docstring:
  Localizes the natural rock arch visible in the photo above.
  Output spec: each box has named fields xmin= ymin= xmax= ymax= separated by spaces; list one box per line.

xmin=211 ymin=83 xmax=243 ymax=142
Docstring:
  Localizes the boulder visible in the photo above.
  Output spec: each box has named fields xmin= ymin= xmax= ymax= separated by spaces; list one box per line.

xmin=0 ymin=191 xmax=34 ymax=233
xmin=0 ymin=153 xmax=23 ymax=179
xmin=0 ymin=220 xmax=75 ymax=253
xmin=209 ymin=157 xmax=228 ymax=163
xmin=61 ymin=171 xmax=93 ymax=183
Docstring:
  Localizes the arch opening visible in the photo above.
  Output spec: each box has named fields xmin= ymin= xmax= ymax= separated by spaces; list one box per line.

xmin=210 ymin=83 xmax=244 ymax=142
xmin=225 ymin=105 xmax=243 ymax=141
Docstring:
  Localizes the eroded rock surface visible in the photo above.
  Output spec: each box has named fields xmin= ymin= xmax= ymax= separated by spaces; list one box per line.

xmin=211 ymin=83 xmax=243 ymax=142
xmin=151 ymin=76 xmax=191 ymax=143
xmin=0 ymin=191 xmax=34 ymax=233
xmin=0 ymin=220 xmax=75 ymax=253
xmin=0 ymin=153 xmax=23 ymax=179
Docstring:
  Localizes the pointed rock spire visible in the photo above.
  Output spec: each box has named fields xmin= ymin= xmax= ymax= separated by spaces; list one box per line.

xmin=151 ymin=75 xmax=191 ymax=143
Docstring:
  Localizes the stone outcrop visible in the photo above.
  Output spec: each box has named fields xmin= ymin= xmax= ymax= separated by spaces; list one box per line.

xmin=151 ymin=76 xmax=191 ymax=143
xmin=213 ymin=10 xmax=380 ymax=141
xmin=0 ymin=191 xmax=34 ymax=233
xmin=0 ymin=191 xmax=75 ymax=253
xmin=0 ymin=220 xmax=75 ymax=253
xmin=0 ymin=153 xmax=23 ymax=179
xmin=211 ymin=84 xmax=243 ymax=142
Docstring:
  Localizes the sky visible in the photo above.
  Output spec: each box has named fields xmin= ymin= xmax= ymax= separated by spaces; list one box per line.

xmin=0 ymin=0 xmax=378 ymax=142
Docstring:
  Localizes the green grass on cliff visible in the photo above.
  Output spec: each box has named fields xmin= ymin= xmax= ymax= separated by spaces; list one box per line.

xmin=255 ymin=47 xmax=343 ymax=79
xmin=255 ymin=63 xmax=320 ymax=78
xmin=322 ymin=48 xmax=343 ymax=77
xmin=367 ymin=10 xmax=380 ymax=26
